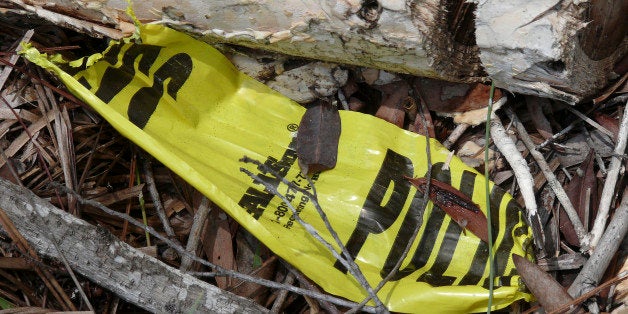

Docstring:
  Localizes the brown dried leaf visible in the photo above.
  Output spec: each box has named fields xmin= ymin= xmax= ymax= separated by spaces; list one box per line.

xmin=231 ymin=232 xmax=275 ymax=303
xmin=406 ymin=176 xmax=488 ymax=243
xmin=525 ymin=96 xmax=553 ymax=140
xmin=594 ymin=112 xmax=620 ymax=141
xmin=374 ymin=81 xmax=410 ymax=127
xmin=296 ymin=100 xmax=340 ymax=175
xmin=202 ymin=209 xmax=235 ymax=289
xmin=414 ymin=78 xmax=503 ymax=114
xmin=593 ymin=71 xmax=628 ymax=104
xmin=512 ymin=254 xmax=582 ymax=313
xmin=560 ymin=150 xmax=597 ymax=246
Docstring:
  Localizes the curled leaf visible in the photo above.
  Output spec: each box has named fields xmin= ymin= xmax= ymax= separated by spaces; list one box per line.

xmin=296 ymin=100 xmax=341 ymax=175
xmin=406 ymin=176 xmax=488 ymax=243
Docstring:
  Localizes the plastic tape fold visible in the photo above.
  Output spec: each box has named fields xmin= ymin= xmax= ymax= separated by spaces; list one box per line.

xmin=22 ymin=24 xmax=533 ymax=313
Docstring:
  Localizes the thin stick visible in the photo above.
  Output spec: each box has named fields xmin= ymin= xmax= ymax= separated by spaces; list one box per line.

xmin=490 ymin=113 xmax=546 ymax=256
xmin=180 ymin=196 xmax=212 ymax=271
xmin=536 ymin=121 xmax=578 ymax=150
xmin=270 ymin=272 xmax=295 ymax=313
xmin=588 ymin=102 xmax=628 ymax=248
xmin=54 ymin=183 xmax=378 ymax=313
xmin=142 ymin=156 xmax=176 ymax=239
xmin=505 ymin=107 xmax=588 ymax=249
xmin=283 ymin=261 xmax=340 ymax=314
xmin=562 ymin=105 xmax=614 ymax=138
xmin=443 ymin=123 xmax=469 ymax=149
xmin=568 ymin=186 xmax=628 ymax=298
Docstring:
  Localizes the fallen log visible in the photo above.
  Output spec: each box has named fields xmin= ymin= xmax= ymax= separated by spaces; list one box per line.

xmin=1 ymin=0 xmax=625 ymax=103
xmin=0 ymin=178 xmax=268 ymax=313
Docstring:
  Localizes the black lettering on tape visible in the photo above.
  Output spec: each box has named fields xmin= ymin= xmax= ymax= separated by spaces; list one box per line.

xmin=417 ymin=167 xmax=472 ymax=286
xmin=380 ymin=190 xmax=425 ymax=278
xmin=237 ymin=138 xmax=298 ymax=220
xmin=385 ymin=163 xmax=451 ymax=281
xmin=481 ymin=193 xmax=520 ymax=288
xmin=457 ymin=171 xmax=491 ymax=285
xmin=239 ymin=188 xmax=275 ymax=219
xmin=95 ymin=44 xmax=163 ymax=104
xmin=128 ymin=53 xmax=193 ymax=129
xmin=63 ymin=57 xmax=90 ymax=76
xmin=77 ymin=77 xmax=91 ymax=90
xmin=334 ymin=149 xmax=413 ymax=273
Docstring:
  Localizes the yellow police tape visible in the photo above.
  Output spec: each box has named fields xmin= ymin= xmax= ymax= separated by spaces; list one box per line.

xmin=22 ymin=24 xmax=533 ymax=312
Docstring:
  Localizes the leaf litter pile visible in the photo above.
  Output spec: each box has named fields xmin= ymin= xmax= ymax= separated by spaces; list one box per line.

xmin=0 ymin=18 xmax=627 ymax=313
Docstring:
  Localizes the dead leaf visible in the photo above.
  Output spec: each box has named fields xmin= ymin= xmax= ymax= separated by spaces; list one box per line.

xmin=231 ymin=232 xmax=276 ymax=303
xmin=202 ymin=209 xmax=235 ymax=289
xmin=560 ymin=149 xmax=597 ymax=246
xmin=526 ymin=96 xmax=554 ymax=140
xmin=374 ymin=81 xmax=410 ymax=128
xmin=594 ymin=112 xmax=620 ymax=141
xmin=296 ymin=100 xmax=341 ymax=175
xmin=405 ymin=176 xmax=488 ymax=243
xmin=414 ymin=78 xmax=503 ymax=114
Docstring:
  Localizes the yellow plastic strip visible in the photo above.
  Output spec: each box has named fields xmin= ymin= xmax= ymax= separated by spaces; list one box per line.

xmin=22 ymin=24 xmax=532 ymax=313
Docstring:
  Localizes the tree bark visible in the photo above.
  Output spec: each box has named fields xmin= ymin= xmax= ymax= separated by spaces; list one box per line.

xmin=0 ymin=178 xmax=268 ymax=313
xmin=0 ymin=0 xmax=626 ymax=102
xmin=475 ymin=0 xmax=628 ymax=104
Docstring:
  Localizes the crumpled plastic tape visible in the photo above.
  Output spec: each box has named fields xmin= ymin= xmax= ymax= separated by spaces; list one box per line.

xmin=22 ymin=24 xmax=532 ymax=313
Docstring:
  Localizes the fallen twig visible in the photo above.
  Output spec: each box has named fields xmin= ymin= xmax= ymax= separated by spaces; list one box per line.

xmin=270 ymin=272 xmax=295 ymax=313
xmin=443 ymin=123 xmax=469 ymax=149
xmin=282 ymin=261 xmax=340 ymax=314
xmin=588 ymin=101 xmax=628 ymax=249
xmin=568 ymin=187 xmax=628 ymax=299
xmin=143 ymin=156 xmax=177 ymax=240
xmin=180 ymin=196 xmax=211 ymax=271
xmin=562 ymin=104 xmax=614 ymax=138
xmin=505 ymin=107 xmax=588 ymax=249
xmin=490 ymin=112 xmax=546 ymax=256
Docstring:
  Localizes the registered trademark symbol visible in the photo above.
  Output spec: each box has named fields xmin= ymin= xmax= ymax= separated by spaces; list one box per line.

xmin=287 ymin=123 xmax=299 ymax=132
